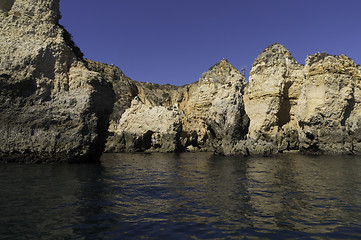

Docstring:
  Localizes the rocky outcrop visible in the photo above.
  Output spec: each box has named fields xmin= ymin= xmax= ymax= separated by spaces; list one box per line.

xmin=0 ymin=0 xmax=114 ymax=163
xmin=173 ymin=60 xmax=249 ymax=153
xmin=102 ymin=59 xmax=249 ymax=154
xmin=84 ymin=60 xmax=137 ymax=123
xmin=84 ymin=60 xmax=182 ymax=152
xmin=243 ymin=43 xmax=304 ymax=154
xmin=106 ymin=97 xmax=182 ymax=152
xmin=100 ymin=43 xmax=361 ymax=156
xmin=241 ymin=43 xmax=361 ymax=155
xmin=297 ymin=53 xmax=361 ymax=154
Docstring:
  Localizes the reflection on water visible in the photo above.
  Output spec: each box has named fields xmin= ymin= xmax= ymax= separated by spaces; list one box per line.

xmin=1 ymin=153 xmax=361 ymax=239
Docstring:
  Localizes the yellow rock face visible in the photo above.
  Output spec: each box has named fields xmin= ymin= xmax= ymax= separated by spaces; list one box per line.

xmin=243 ymin=44 xmax=361 ymax=155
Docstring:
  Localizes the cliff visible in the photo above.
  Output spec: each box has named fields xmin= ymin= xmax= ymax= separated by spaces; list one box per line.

xmin=2 ymin=0 xmax=361 ymax=161
xmin=98 ymin=43 xmax=361 ymax=156
xmin=0 ymin=0 xmax=114 ymax=163
xmin=172 ymin=59 xmax=249 ymax=153
xmin=239 ymin=43 xmax=361 ymax=155
xmin=99 ymin=59 xmax=249 ymax=153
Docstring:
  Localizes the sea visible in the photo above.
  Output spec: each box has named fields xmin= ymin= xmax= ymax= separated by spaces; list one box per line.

xmin=1 ymin=152 xmax=361 ymax=239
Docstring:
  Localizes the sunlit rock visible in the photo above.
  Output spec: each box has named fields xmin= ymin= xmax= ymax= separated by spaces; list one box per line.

xmin=0 ymin=0 xmax=114 ymax=163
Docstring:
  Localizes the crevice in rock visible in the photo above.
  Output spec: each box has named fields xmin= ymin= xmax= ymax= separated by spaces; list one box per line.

xmin=0 ymin=78 xmax=37 ymax=98
xmin=175 ymin=128 xmax=184 ymax=152
xmin=180 ymin=131 xmax=200 ymax=150
xmin=135 ymin=130 xmax=153 ymax=151
xmin=83 ymin=79 xmax=115 ymax=162
xmin=303 ymin=143 xmax=321 ymax=153
xmin=240 ymin=109 xmax=250 ymax=139
xmin=341 ymin=97 xmax=355 ymax=126
xmin=277 ymin=82 xmax=292 ymax=128
xmin=306 ymin=132 xmax=315 ymax=140
xmin=0 ymin=74 xmax=11 ymax=80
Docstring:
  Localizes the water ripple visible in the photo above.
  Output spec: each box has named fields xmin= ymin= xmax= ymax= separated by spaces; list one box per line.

xmin=1 ymin=153 xmax=361 ymax=239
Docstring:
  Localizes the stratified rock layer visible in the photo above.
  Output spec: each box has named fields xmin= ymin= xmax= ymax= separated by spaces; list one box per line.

xmin=0 ymin=0 xmax=114 ymax=163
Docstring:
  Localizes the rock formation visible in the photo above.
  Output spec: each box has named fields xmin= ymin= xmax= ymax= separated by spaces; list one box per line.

xmin=107 ymin=97 xmax=182 ymax=152
xmin=241 ymin=43 xmax=361 ymax=155
xmin=2 ymin=0 xmax=361 ymax=160
xmin=0 ymin=0 xmax=114 ymax=163
xmin=297 ymin=53 xmax=361 ymax=154
xmin=89 ymin=43 xmax=361 ymax=156
xmin=101 ymin=59 xmax=249 ymax=154
xmin=172 ymin=60 xmax=249 ymax=153
xmin=243 ymin=43 xmax=304 ymax=154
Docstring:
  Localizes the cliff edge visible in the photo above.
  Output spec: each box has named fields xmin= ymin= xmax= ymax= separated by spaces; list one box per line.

xmin=0 ymin=0 xmax=114 ymax=163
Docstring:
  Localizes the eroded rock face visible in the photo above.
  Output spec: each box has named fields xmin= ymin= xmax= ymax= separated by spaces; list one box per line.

xmin=87 ymin=42 xmax=361 ymax=156
xmin=243 ymin=43 xmax=304 ymax=154
xmin=175 ymin=60 xmax=249 ymax=153
xmin=80 ymin=41 xmax=361 ymax=156
xmin=106 ymin=97 xmax=182 ymax=152
xmin=297 ymin=53 xmax=361 ymax=154
xmin=103 ymin=59 xmax=249 ymax=154
xmin=85 ymin=60 xmax=138 ymax=123
xmin=84 ymin=60 xmax=182 ymax=152
xmin=3 ymin=0 xmax=360 ymax=160
xmin=0 ymin=0 xmax=114 ymax=163
xmin=242 ymin=43 xmax=361 ymax=155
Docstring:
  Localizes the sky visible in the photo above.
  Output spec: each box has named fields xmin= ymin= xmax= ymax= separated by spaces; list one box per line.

xmin=60 ymin=0 xmax=361 ymax=86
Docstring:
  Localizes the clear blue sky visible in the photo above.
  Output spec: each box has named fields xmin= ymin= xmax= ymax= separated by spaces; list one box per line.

xmin=60 ymin=0 xmax=361 ymax=86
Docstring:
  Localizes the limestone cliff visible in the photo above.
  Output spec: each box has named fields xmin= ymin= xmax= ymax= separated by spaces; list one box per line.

xmin=101 ymin=59 xmax=249 ymax=153
xmin=240 ymin=43 xmax=361 ymax=155
xmin=243 ymin=43 xmax=304 ymax=153
xmin=2 ymin=0 xmax=361 ymax=159
xmin=100 ymin=43 xmax=361 ymax=156
xmin=297 ymin=53 xmax=361 ymax=154
xmin=173 ymin=60 xmax=249 ymax=153
xmin=107 ymin=97 xmax=182 ymax=152
xmin=0 ymin=0 xmax=114 ymax=163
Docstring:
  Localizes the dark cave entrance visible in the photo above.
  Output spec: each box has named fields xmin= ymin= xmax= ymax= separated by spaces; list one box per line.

xmin=277 ymin=82 xmax=292 ymax=128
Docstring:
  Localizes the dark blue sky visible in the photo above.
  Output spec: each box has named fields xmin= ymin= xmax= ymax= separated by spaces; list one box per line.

xmin=60 ymin=0 xmax=361 ymax=86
